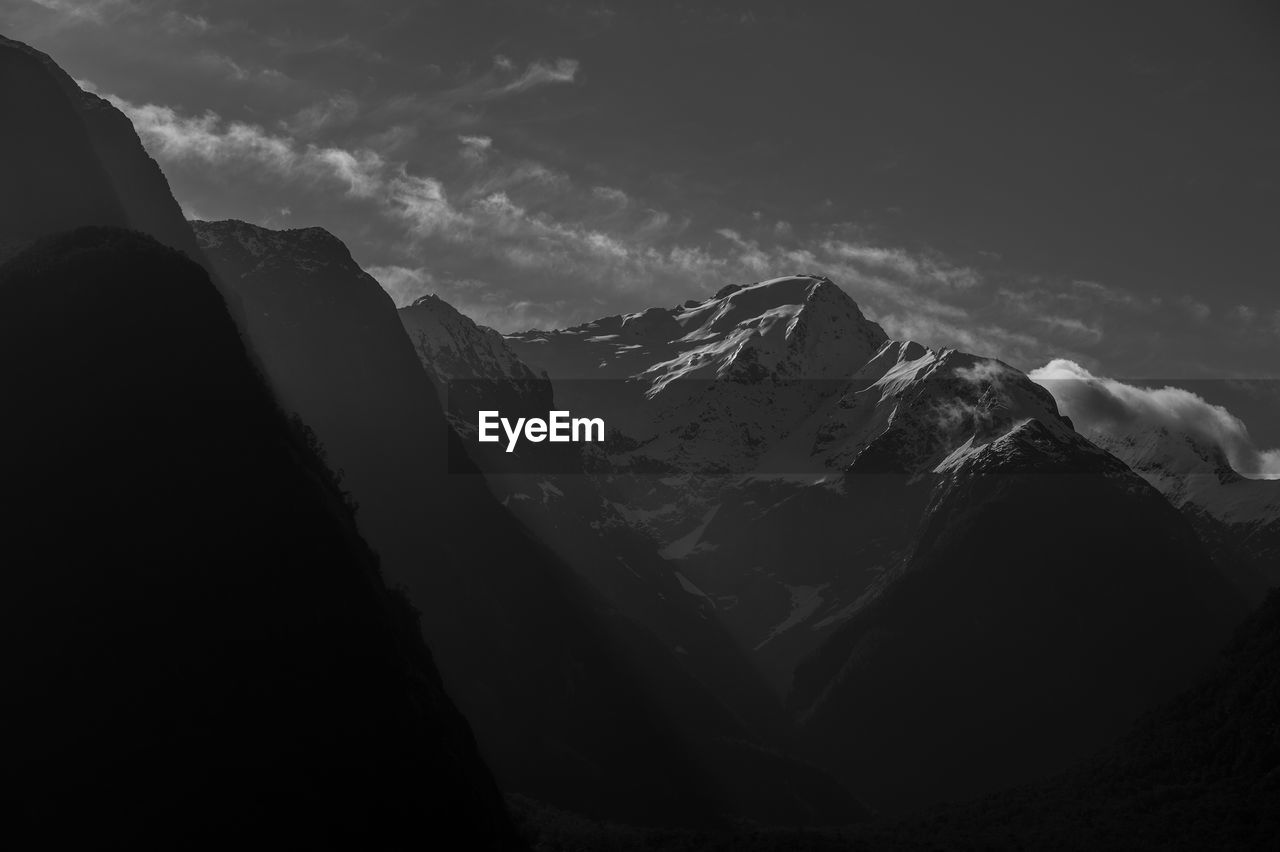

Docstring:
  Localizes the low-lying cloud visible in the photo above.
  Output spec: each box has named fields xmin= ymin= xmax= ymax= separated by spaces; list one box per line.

xmin=1030 ymin=359 xmax=1280 ymax=479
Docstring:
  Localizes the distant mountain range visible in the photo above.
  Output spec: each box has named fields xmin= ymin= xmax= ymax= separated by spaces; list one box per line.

xmin=4 ymin=29 xmax=1278 ymax=849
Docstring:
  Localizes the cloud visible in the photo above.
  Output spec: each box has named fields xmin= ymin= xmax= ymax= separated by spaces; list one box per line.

xmin=458 ymin=134 xmax=493 ymax=164
xmin=285 ymin=93 xmax=362 ymax=137
xmin=591 ymin=185 xmax=630 ymax=206
xmin=1030 ymin=359 xmax=1280 ymax=479
xmin=27 ymin=0 xmax=131 ymax=24
xmin=114 ymin=99 xmax=296 ymax=170
xmin=160 ymin=10 xmax=211 ymax=34
xmin=954 ymin=359 xmax=1019 ymax=386
xmin=366 ymin=264 xmax=434 ymax=306
xmin=313 ymin=147 xmax=385 ymax=197
xmin=103 ymin=90 xmax=669 ymax=284
xmin=821 ymin=241 xmax=981 ymax=290
xmin=98 ymin=89 xmax=1261 ymax=366
xmin=106 ymin=92 xmax=387 ymax=198
xmin=1037 ymin=315 xmax=1104 ymax=343
xmin=492 ymin=57 xmax=579 ymax=95
xmin=1177 ymin=294 xmax=1211 ymax=322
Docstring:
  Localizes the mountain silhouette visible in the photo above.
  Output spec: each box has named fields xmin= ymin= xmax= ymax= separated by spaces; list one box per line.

xmin=1 ymin=228 xmax=520 ymax=849
xmin=0 ymin=34 xmax=202 ymax=265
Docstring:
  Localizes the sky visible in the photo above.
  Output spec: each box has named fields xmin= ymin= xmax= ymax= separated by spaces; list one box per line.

xmin=3 ymin=0 xmax=1279 ymax=393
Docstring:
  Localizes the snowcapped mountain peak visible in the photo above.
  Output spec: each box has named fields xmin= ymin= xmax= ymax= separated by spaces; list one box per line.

xmin=632 ymin=275 xmax=888 ymax=394
xmin=505 ymin=275 xmax=1095 ymax=477
xmin=398 ymin=290 xmax=546 ymax=413
xmin=1088 ymin=424 xmax=1280 ymax=528
xmin=808 ymin=341 xmax=1074 ymax=475
xmin=1093 ymin=425 xmax=1239 ymax=483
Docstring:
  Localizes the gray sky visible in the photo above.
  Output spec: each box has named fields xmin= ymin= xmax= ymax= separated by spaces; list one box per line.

xmin=4 ymin=0 xmax=1279 ymax=384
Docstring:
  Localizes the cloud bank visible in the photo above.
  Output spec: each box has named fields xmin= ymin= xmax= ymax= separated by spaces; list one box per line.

xmin=1030 ymin=359 xmax=1280 ymax=479
xmin=90 ymin=84 xmax=1279 ymax=376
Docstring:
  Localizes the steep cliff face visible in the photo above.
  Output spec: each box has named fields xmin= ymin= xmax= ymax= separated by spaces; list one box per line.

xmin=0 ymin=34 xmax=203 ymax=264
xmin=1 ymin=228 xmax=521 ymax=849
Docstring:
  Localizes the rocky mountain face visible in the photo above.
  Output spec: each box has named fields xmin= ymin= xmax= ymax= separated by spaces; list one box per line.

xmin=0 ymin=35 xmax=202 ymax=265
xmin=196 ymin=219 xmax=863 ymax=827
xmin=503 ymin=275 xmax=1247 ymax=811
xmin=1088 ymin=426 xmax=1280 ymax=601
xmin=1 ymin=228 xmax=520 ymax=849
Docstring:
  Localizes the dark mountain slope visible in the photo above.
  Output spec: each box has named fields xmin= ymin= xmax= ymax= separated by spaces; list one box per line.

xmin=1 ymin=228 xmax=520 ymax=849
xmin=193 ymin=219 xmax=862 ymax=827
xmin=0 ymin=35 xmax=126 ymax=258
xmin=74 ymin=88 xmax=205 ymax=261
xmin=0 ymin=34 xmax=203 ymax=264
xmin=790 ymin=420 xmax=1246 ymax=814
xmin=889 ymin=588 xmax=1280 ymax=850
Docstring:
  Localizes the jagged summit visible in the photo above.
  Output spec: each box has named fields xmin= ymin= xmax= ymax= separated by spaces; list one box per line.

xmin=812 ymin=341 xmax=1076 ymax=475
xmin=505 ymin=273 xmax=1094 ymax=478
xmin=933 ymin=415 xmax=1121 ymax=477
xmin=509 ymin=274 xmax=887 ymax=389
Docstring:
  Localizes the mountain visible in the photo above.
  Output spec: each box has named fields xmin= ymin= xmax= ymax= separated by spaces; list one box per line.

xmin=401 ymin=293 xmax=548 ymax=399
xmin=1087 ymin=426 xmax=1280 ymax=601
xmin=790 ymin=418 xmax=1244 ymax=812
xmin=0 ymin=34 xmax=203 ymax=265
xmin=506 ymin=275 xmax=1247 ymax=812
xmin=194 ymin=219 xmax=863 ymax=827
xmin=508 ymin=275 xmax=889 ymax=470
xmin=1 ymin=228 xmax=520 ymax=849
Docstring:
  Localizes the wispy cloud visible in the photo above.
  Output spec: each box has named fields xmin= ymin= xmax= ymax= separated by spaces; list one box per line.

xmin=97 ymin=86 xmax=1266 ymax=369
xmin=457 ymin=134 xmax=493 ymax=164
xmin=821 ymin=242 xmax=981 ymax=290
xmin=491 ymin=57 xmax=579 ymax=95
xmin=1037 ymin=315 xmax=1104 ymax=343
xmin=26 ymin=0 xmax=131 ymax=24
xmin=284 ymin=93 xmax=361 ymax=137
xmin=591 ymin=185 xmax=630 ymax=206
